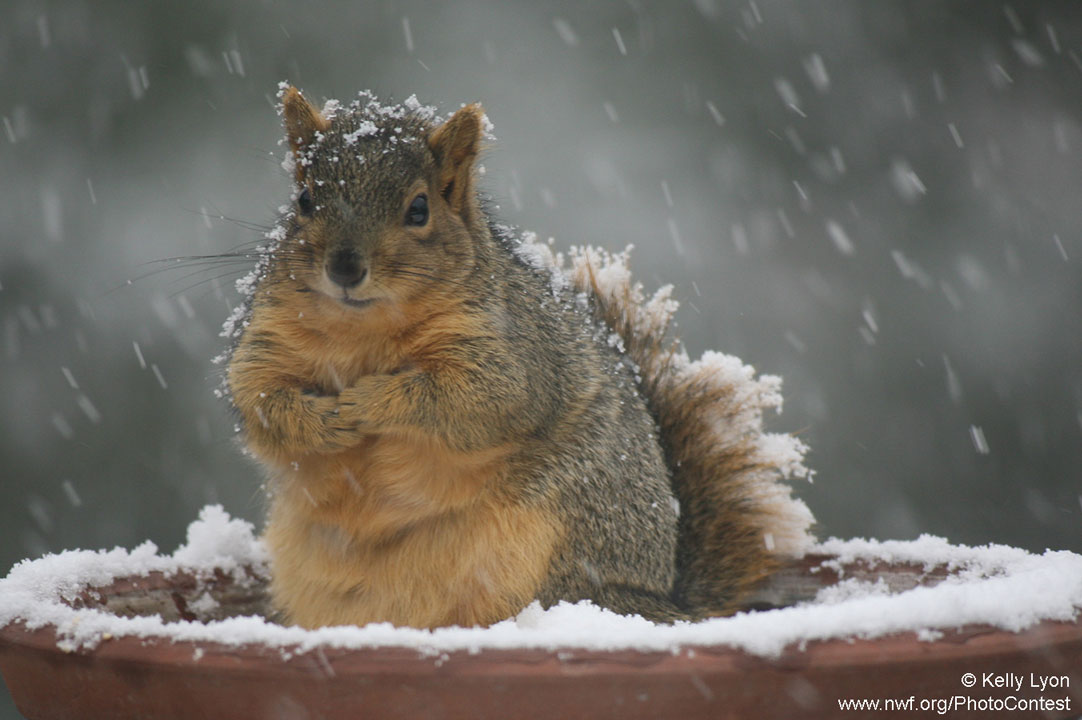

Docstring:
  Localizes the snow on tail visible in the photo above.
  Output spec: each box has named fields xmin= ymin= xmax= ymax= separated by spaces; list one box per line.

xmin=566 ymin=245 xmax=815 ymax=613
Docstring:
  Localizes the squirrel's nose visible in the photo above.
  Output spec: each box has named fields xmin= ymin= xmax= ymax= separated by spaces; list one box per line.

xmin=326 ymin=250 xmax=367 ymax=289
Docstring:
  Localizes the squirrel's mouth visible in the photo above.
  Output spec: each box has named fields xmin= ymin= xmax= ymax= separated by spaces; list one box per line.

xmin=340 ymin=295 xmax=376 ymax=309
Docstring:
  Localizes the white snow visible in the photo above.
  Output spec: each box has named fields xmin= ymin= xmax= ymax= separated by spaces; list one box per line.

xmin=552 ymin=18 xmax=580 ymax=47
xmin=825 ymin=219 xmax=855 ymax=256
xmin=342 ymin=121 xmax=378 ymax=145
xmin=1 ymin=506 xmax=1078 ymax=658
xmin=320 ymin=98 xmax=341 ymax=120
xmin=170 ymin=505 xmax=269 ymax=577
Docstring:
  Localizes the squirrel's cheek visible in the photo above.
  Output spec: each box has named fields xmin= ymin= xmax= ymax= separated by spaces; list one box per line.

xmin=412 ymin=228 xmax=438 ymax=247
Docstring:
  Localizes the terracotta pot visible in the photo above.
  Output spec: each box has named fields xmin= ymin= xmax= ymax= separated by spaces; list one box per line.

xmin=1 ymin=555 xmax=1080 ymax=720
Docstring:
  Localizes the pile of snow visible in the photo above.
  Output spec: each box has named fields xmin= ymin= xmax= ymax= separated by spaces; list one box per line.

xmin=1 ymin=506 xmax=1079 ymax=657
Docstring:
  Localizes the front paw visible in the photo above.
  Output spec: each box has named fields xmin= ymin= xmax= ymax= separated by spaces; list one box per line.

xmin=302 ymin=393 xmax=364 ymax=452
xmin=334 ymin=379 xmax=384 ymax=426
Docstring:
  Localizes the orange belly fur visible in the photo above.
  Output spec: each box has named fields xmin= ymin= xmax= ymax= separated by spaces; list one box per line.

xmin=242 ymin=291 xmax=563 ymax=628
xmin=263 ymin=429 xmax=561 ymax=629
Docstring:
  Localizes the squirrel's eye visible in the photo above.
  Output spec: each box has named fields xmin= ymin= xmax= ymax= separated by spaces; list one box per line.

xmin=297 ymin=187 xmax=314 ymax=216
xmin=406 ymin=194 xmax=429 ymax=227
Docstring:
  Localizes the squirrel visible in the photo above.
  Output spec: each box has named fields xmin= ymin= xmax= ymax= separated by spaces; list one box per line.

xmin=222 ymin=85 xmax=814 ymax=630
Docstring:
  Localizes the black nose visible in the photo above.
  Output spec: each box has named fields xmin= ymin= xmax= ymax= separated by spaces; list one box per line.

xmin=326 ymin=250 xmax=367 ymax=289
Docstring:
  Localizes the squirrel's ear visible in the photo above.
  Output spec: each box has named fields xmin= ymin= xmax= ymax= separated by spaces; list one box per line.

xmin=281 ymin=86 xmax=329 ymax=182
xmin=428 ymin=103 xmax=484 ymax=215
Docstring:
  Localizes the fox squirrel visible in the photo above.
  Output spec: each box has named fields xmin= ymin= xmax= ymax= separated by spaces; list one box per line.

xmin=222 ymin=85 xmax=813 ymax=630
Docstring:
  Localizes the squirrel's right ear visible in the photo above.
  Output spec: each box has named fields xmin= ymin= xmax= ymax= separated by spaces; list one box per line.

xmin=281 ymin=86 xmax=330 ymax=183
xmin=428 ymin=104 xmax=484 ymax=218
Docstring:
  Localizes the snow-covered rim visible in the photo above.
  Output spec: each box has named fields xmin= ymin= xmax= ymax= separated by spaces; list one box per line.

xmin=1 ymin=505 xmax=1079 ymax=658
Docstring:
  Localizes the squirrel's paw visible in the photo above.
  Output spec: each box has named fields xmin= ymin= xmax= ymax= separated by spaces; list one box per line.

xmin=334 ymin=376 xmax=392 ymax=428
xmin=300 ymin=392 xmax=365 ymax=452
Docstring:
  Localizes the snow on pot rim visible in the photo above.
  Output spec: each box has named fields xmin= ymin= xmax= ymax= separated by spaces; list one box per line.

xmin=1 ymin=504 xmax=1080 ymax=659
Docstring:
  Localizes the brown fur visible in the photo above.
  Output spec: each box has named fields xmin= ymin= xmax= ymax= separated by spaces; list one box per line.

xmin=264 ymin=446 xmax=559 ymax=628
xmin=225 ymin=87 xmax=805 ymax=629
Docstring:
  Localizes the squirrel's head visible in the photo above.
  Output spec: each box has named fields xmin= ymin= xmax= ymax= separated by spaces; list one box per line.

xmin=277 ymin=86 xmax=487 ymax=311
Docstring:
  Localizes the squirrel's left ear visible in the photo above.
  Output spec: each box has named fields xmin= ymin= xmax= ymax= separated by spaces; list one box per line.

xmin=428 ymin=104 xmax=484 ymax=217
xmin=281 ymin=86 xmax=330 ymax=183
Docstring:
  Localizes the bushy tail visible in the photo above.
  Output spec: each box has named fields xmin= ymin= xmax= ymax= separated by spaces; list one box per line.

xmin=567 ymin=246 xmax=815 ymax=616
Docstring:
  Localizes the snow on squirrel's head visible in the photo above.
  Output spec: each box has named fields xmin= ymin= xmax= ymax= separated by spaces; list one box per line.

xmin=275 ymin=85 xmax=494 ymax=311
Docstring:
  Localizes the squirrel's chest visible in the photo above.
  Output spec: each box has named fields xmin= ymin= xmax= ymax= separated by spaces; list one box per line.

xmin=274 ymin=304 xmax=414 ymax=390
xmin=297 ymin=332 xmax=405 ymax=393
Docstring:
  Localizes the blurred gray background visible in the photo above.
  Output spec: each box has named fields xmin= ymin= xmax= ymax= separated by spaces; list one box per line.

xmin=2 ymin=0 xmax=1081 ymax=715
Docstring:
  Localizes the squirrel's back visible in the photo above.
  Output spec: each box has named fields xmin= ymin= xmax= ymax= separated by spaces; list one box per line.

xmin=222 ymin=86 xmax=813 ymax=628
